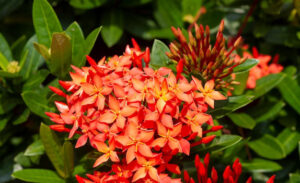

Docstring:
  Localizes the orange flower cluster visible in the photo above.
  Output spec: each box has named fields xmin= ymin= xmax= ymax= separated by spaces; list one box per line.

xmin=183 ymin=154 xmax=276 ymax=183
xmin=47 ymin=39 xmax=226 ymax=183
xmin=234 ymin=46 xmax=283 ymax=89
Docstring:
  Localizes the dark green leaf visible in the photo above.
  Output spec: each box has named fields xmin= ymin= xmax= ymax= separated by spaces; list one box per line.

xmin=228 ymin=113 xmax=256 ymax=129
xmin=33 ymin=0 xmax=63 ymax=47
xmin=150 ymin=39 xmax=176 ymax=71
xmin=248 ymin=134 xmax=286 ymax=160
xmin=69 ymin=0 xmax=107 ymax=9
xmin=11 ymin=35 xmax=27 ymax=60
xmin=290 ymin=173 xmax=300 ymax=183
xmin=283 ymin=66 xmax=297 ymax=77
xmin=101 ymin=10 xmax=123 ymax=47
xmin=85 ymin=26 xmax=102 ymax=58
xmin=0 ymin=0 xmax=23 ymax=20
xmin=24 ymin=140 xmax=44 ymax=156
xmin=278 ymin=128 xmax=300 ymax=155
xmin=255 ymin=100 xmax=285 ymax=123
xmin=233 ymin=59 xmax=259 ymax=73
xmin=62 ymin=141 xmax=74 ymax=178
xmin=65 ymin=22 xmax=85 ymax=67
xmin=40 ymin=123 xmax=65 ymax=178
xmin=12 ymin=109 xmax=30 ymax=125
xmin=154 ymin=0 xmax=182 ymax=28
xmin=241 ymin=158 xmax=282 ymax=173
xmin=12 ymin=169 xmax=65 ymax=183
xmin=0 ymin=94 xmax=20 ymax=115
xmin=23 ymin=69 xmax=49 ymax=91
xmin=120 ymin=0 xmax=152 ymax=7
xmin=278 ymin=75 xmax=300 ymax=115
xmin=0 ymin=70 xmax=19 ymax=78
xmin=14 ymin=152 xmax=32 ymax=167
xmin=0 ymin=33 xmax=13 ymax=61
xmin=233 ymin=71 xmax=249 ymax=95
xmin=50 ymin=33 xmax=72 ymax=79
xmin=0 ymin=114 xmax=12 ymax=132
xmin=0 ymin=52 xmax=9 ymax=71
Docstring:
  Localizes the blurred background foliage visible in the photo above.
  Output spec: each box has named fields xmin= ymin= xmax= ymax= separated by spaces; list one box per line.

xmin=0 ymin=0 xmax=299 ymax=182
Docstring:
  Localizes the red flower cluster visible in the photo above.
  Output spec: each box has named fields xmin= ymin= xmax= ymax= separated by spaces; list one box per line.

xmin=183 ymin=154 xmax=276 ymax=183
xmin=47 ymin=39 xmax=226 ymax=182
xmin=234 ymin=46 xmax=283 ymax=89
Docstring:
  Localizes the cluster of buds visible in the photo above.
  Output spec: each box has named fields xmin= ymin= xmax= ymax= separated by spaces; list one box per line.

xmin=47 ymin=39 xmax=226 ymax=182
xmin=167 ymin=20 xmax=245 ymax=91
xmin=183 ymin=154 xmax=276 ymax=183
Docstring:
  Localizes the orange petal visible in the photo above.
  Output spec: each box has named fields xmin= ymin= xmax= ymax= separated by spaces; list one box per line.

xmin=151 ymin=137 xmax=167 ymax=148
xmin=110 ymin=151 xmax=120 ymax=162
xmin=108 ymin=95 xmax=120 ymax=112
xmin=161 ymin=114 xmax=173 ymax=128
xmin=94 ymin=141 xmax=109 ymax=152
xmin=55 ymin=101 xmax=69 ymax=113
xmin=156 ymin=122 xmax=167 ymax=136
xmin=116 ymin=135 xmax=131 ymax=146
xmin=126 ymin=122 xmax=138 ymax=139
xmin=99 ymin=112 xmax=116 ymax=124
xmin=204 ymin=80 xmax=215 ymax=91
xmin=132 ymin=78 xmax=144 ymax=91
xmin=211 ymin=91 xmax=226 ymax=100
xmin=96 ymin=95 xmax=105 ymax=110
xmin=121 ymin=106 xmax=137 ymax=117
xmin=75 ymin=134 xmax=88 ymax=148
xmin=137 ymin=130 xmax=154 ymax=143
xmin=132 ymin=167 xmax=147 ymax=182
xmin=156 ymin=98 xmax=166 ymax=113
xmin=192 ymin=76 xmax=204 ymax=92
xmin=194 ymin=113 xmax=211 ymax=125
xmin=179 ymin=138 xmax=190 ymax=156
xmin=170 ymin=123 xmax=182 ymax=137
xmin=116 ymin=115 xmax=126 ymax=129
xmin=93 ymin=154 xmax=109 ymax=167
xmin=168 ymin=139 xmax=181 ymax=152
xmin=81 ymin=83 xmax=96 ymax=95
xmin=205 ymin=96 xmax=215 ymax=108
xmin=81 ymin=95 xmax=97 ymax=105
xmin=149 ymin=167 xmax=159 ymax=182
xmin=126 ymin=146 xmax=136 ymax=164
xmin=138 ymin=143 xmax=154 ymax=157
xmin=114 ymin=85 xmax=126 ymax=98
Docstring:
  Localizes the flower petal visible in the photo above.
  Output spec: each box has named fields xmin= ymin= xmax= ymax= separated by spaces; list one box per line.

xmin=93 ymin=154 xmax=109 ymax=167
xmin=132 ymin=167 xmax=147 ymax=182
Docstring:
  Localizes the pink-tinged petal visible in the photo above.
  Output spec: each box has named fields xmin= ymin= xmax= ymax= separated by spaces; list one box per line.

xmin=81 ymin=83 xmax=96 ymax=95
xmin=192 ymin=76 xmax=204 ymax=92
xmin=121 ymin=106 xmax=137 ymax=117
xmin=110 ymin=151 xmax=119 ymax=162
xmin=138 ymin=143 xmax=154 ymax=157
xmin=137 ymin=130 xmax=154 ymax=143
xmin=114 ymin=85 xmax=126 ymax=98
xmin=132 ymin=78 xmax=144 ymax=91
xmin=145 ymin=111 xmax=159 ymax=121
xmin=149 ymin=167 xmax=159 ymax=182
xmin=99 ymin=112 xmax=116 ymax=124
xmin=180 ymin=138 xmax=190 ymax=155
xmin=116 ymin=135 xmax=132 ymax=146
xmin=204 ymin=80 xmax=215 ymax=90
xmin=156 ymin=122 xmax=167 ymax=136
xmin=132 ymin=167 xmax=147 ymax=182
xmin=55 ymin=101 xmax=69 ymax=113
xmin=70 ymin=72 xmax=84 ymax=85
xmin=151 ymin=137 xmax=167 ymax=148
xmin=60 ymin=113 xmax=75 ymax=125
xmin=96 ymin=95 xmax=105 ymax=110
xmin=108 ymin=95 xmax=120 ymax=112
xmin=93 ymin=74 xmax=102 ymax=89
xmin=126 ymin=146 xmax=136 ymax=164
xmin=156 ymin=98 xmax=166 ymax=113
xmin=93 ymin=154 xmax=109 ymax=167
xmin=191 ymin=123 xmax=202 ymax=137
xmin=205 ymin=96 xmax=215 ymax=108
xmin=170 ymin=123 xmax=182 ymax=137
xmin=75 ymin=134 xmax=88 ymax=148
xmin=126 ymin=122 xmax=138 ymax=139
xmin=161 ymin=114 xmax=173 ymax=128
xmin=176 ymin=91 xmax=192 ymax=103
xmin=211 ymin=91 xmax=226 ymax=100
xmin=178 ymin=82 xmax=193 ymax=92
xmin=94 ymin=141 xmax=109 ymax=152
xmin=194 ymin=113 xmax=211 ymax=125
xmin=101 ymin=86 xmax=112 ymax=95
xmin=69 ymin=120 xmax=78 ymax=138
xmin=116 ymin=115 xmax=126 ymax=129
xmin=168 ymin=139 xmax=181 ymax=152
xmin=81 ymin=95 xmax=97 ymax=105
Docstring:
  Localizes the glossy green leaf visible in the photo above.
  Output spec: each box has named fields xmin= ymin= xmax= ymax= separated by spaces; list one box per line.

xmin=228 ymin=113 xmax=256 ymax=129
xmin=24 ymin=140 xmax=44 ymax=156
xmin=278 ymin=128 xmax=300 ymax=155
xmin=194 ymin=135 xmax=242 ymax=153
xmin=22 ymin=69 xmax=49 ymax=91
xmin=182 ymin=0 xmax=203 ymax=18
xmin=62 ymin=141 xmax=74 ymax=178
xmin=254 ymin=100 xmax=285 ymax=123
xmin=85 ymin=26 xmax=102 ymax=59
xmin=233 ymin=71 xmax=249 ymax=95
xmin=19 ymin=35 xmax=44 ymax=79
xmin=150 ymin=39 xmax=176 ymax=71
xmin=290 ymin=173 xmax=300 ymax=183
xmin=248 ymin=134 xmax=286 ymax=160
xmin=233 ymin=59 xmax=259 ymax=73
xmin=69 ymin=0 xmax=107 ymax=9
xmin=40 ymin=123 xmax=65 ymax=178
xmin=208 ymin=95 xmax=254 ymax=118
xmin=241 ymin=158 xmax=282 ymax=173
xmin=101 ymin=10 xmax=123 ymax=47
xmin=278 ymin=75 xmax=300 ymax=115
xmin=12 ymin=108 xmax=30 ymax=125
xmin=33 ymin=0 xmax=63 ymax=47
xmin=33 ymin=42 xmax=50 ymax=61
xmin=50 ymin=33 xmax=72 ymax=79
xmin=154 ymin=0 xmax=182 ymax=28
xmin=0 ymin=33 xmax=13 ymax=61
xmin=21 ymin=90 xmax=55 ymax=118
xmin=283 ymin=65 xmax=297 ymax=77
xmin=65 ymin=22 xmax=85 ymax=67
xmin=0 ymin=52 xmax=9 ymax=71
xmin=249 ymin=73 xmax=285 ymax=99
xmin=12 ymin=169 xmax=65 ymax=183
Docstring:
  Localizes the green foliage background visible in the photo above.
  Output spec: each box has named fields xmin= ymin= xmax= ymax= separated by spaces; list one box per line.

xmin=0 ymin=0 xmax=299 ymax=182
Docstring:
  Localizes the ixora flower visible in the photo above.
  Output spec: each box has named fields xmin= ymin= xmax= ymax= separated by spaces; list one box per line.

xmin=166 ymin=20 xmax=245 ymax=91
xmin=47 ymin=38 xmax=226 ymax=182
xmin=183 ymin=154 xmax=276 ymax=183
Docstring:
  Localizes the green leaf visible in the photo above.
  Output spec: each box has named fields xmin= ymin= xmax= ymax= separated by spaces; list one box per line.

xmin=24 ymin=140 xmax=45 ymax=156
xmin=255 ymin=101 xmax=285 ymax=123
xmin=233 ymin=71 xmax=249 ymax=95
xmin=150 ymin=39 xmax=176 ymax=71
xmin=101 ymin=10 xmax=123 ymax=47
xmin=12 ymin=169 xmax=65 ymax=183
xmin=0 ymin=70 xmax=19 ymax=78
xmin=21 ymin=90 xmax=55 ymax=118
xmin=249 ymin=73 xmax=285 ymax=99
xmin=40 ymin=123 xmax=65 ymax=178
xmin=228 ymin=113 xmax=256 ymax=129
xmin=290 ymin=173 xmax=300 ymax=183
xmin=85 ymin=26 xmax=102 ymax=58
xmin=241 ymin=158 xmax=282 ymax=173
xmin=22 ymin=69 xmax=49 ymax=91
xmin=278 ymin=128 xmax=300 ymax=155
xmin=69 ymin=0 xmax=107 ymax=9
xmin=0 ymin=94 xmax=20 ymax=115
xmin=34 ymin=42 xmax=50 ymax=61
xmin=62 ymin=141 xmax=74 ymax=178
xmin=0 ymin=114 xmax=12 ymax=132
xmin=14 ymin=152 xmax=32 ymax=167
xmin=208 ymin=95 xmax=254 ymax=119
xmin=0 ymin=33 xmax=13 ymax=61
xmin=248 ymin=134 xmax=286 ymax=160
xmin=194 ymin=135 xmax=242 ymax=153
xmin=233 ymin=59 xmax=259 ymax=73
xmin=120 ymin=0 xmax=152 ymax=7
xmin=49 ymin=33 xmax=72 ymax=79
xmin=278 ymin=75 xmax=300 ymax=115
xmin=0 ymin=52 xmax=9 ymax=71
xmin=33 ymin=0 xmax=63 ymax=47
xmin=65 ymin=22 xmax=86 ymax=67
xmin=154 ymin=0 xmax=182 ymax=28
xmin=283 ymin=65 xmax=297 ymax=77
xmin=12 ymin=108 xmax=30 ymax=125
xmin=19 ymin=35 xmax=44 ymax=79
xmin=182 ymin=0 xmax=203 ymax=18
